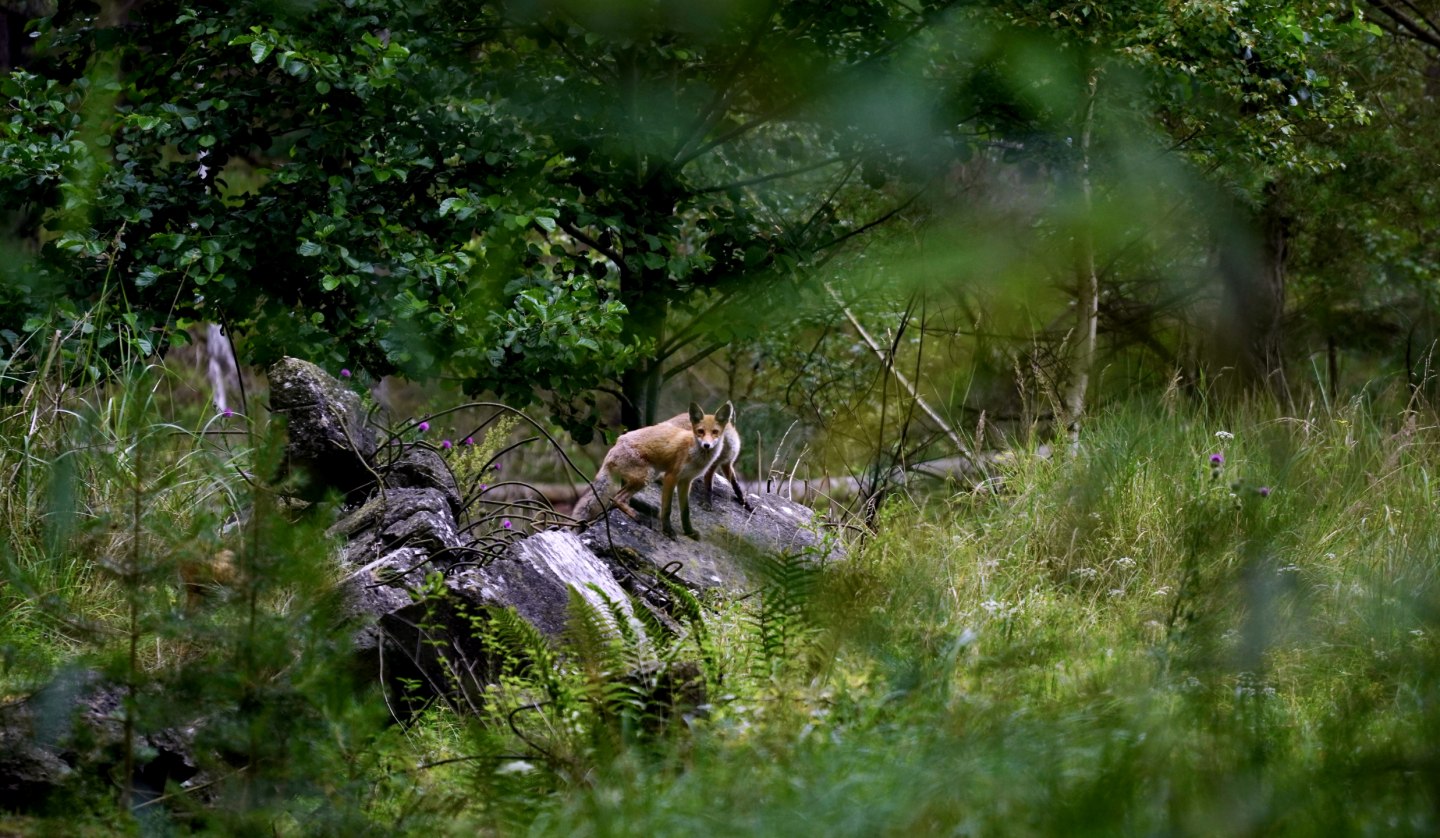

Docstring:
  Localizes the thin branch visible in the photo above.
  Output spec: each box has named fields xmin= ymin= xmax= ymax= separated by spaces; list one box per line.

xmin=537 ymin=21 xmax=616 ymax=86
xmin=657 ymin=287 xmax=738 ymax=358
xmin=657 ymin=326 xmax=709 ymax=366
xmin=660 ymin=341 xmax=726 ymax=382
xmin=673 ymin=101 xmax=801 ymax=170
xmin=1399 ymin=0 xmax=1440 ymax=40
xmin=664 ymin=1 xmax=778 ymax=172
xmin=556 ymin=220 xmax=625 ymax=271
xmin=825 ymin=282 xmax=970 ymax=456
xmin=672 ymin=15 xmax=938 ymax=171
xmin=692 ymin=155 xmax=852 ymax=195
xmin=797 ymin=160 xmax=860 ymax=244
xmin=1367 ymin=0 xmax=1440 ymax=51
xmin=814 ymin=187 xmax=926 ymax=252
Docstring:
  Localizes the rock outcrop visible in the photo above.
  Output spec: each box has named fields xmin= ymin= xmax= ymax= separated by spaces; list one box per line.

xmin=275 ymin=357 xmax=841 ymax=707
xmin=579 ymin=474 xmax=838 ymax=595
xmin=0 ymin=669 xmax=201 ymax=812
xmin=0 ymin=361 xmax=849 ymax=815
xmin=267 ymin=357 xmax=378 ymax=500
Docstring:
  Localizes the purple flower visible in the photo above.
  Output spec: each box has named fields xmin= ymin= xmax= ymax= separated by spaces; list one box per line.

xmin=222 ymin=408 xmax=234 ymax=418
xmin=502 ymin=519 xmax=512 ymax=529
xmin=1257 ymin=486 xmax=1271 ymax=497
xmin=479 ymin=483 xmax=487 ymax=492
xmin=493 ymin=463 xmax=501 ymax=471
xmin=441 ymin=439 xmax=452 ymax=450
xmin=463 ymin=436 xmax=474 ymax=445
xmin=1210 ymin=453 xmax=1224 ymax=465
xmin=417 ymin=421 xmax=430 ymax=433
xmin=340 ymin=368 xmax=351 ymax=378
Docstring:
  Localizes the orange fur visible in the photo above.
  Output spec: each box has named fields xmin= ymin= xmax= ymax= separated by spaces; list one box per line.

xmin=664 ymin=401 xmax=751 ymax=511
xmin=599 ymin=402 xmax=732 ymax=539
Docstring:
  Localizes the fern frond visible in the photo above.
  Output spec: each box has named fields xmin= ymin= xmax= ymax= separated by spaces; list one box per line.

xmin=753 ymin=549 xmax=821 ymax=673
xmin=486 ymin=606 xmax=564 ymax=700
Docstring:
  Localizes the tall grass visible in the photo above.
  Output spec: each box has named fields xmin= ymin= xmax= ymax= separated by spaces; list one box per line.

xmin=513 ymin=396 xmax=1440 ymax=835
xmin=0 ymin=352 xmax=409 ymax=829
xmin=6 ymin=359 xmax=1440 ymax=834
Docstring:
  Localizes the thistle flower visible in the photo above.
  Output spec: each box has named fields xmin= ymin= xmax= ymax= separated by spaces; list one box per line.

xmin=1257 ymin=486 xmax=1271 ymax=498
xmin=441 ymin=439 xmax=452 ymax=450
xmin=502 ymin=519 xmax=512 ymax=529
xmin=479 ymin=484 xmax=487 ymax=492
xmin=417 ymin=421 xmax=430 ymax=433
xmin=222 ymin=408 xmax=234 ymax=418
xmin=463 ymin=436 xmax=474 ymax=445
xmin=1210 ymin=453 xmax=1224 ymax=465
xmin=340 ymin=368 xmax=351 ymax=378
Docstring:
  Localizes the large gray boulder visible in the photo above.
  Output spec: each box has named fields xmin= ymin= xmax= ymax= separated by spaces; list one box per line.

xmin=579 ymin=475 xmax=842 ymax=595
xmin=0 ymin=669 xmax=201 ymax=813
xmin=263 ymin=356 xmax=839 ymax=713
xmin=267 ymin=357 xmax=378 ymax=500
xmin=328 ymin=487 xmax=471 ymax=687
xmin=382 ymin=446 xmax=464 ymax=518
xmin=453 ymin=530 xmax=644 ymax=641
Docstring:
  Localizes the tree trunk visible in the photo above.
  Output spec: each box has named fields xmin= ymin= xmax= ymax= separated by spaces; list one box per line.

xmin=618 ymin=362 xmax=659 ymax=430
xmin=618 ymin=287 xmax=667 ymax=429
xmin=0 ymin=12 xmax=12 ymax=72
xmin=1215 ymin=182 xmax=1289 ymax=403
xmin=1257 ymin=184 xmax=1289 ymax=402
xmin=1065 ymin=65 xmax=1100 ymax=443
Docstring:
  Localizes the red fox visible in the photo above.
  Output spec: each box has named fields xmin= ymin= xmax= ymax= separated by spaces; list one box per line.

xmin=596 ymin=402 xmax=732 ymax=539
xmin=664 ymin=402 xmax=752 ymax=512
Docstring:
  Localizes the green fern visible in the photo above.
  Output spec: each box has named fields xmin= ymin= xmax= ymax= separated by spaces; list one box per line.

xmin=655 ymin=574 xmax=725 ymax=687
xmin=484 ymin=606 xmax=566 ymax=704
xmin=753 ymin=548 xmax=822 ymax=676
xmin=563 ymin=586 xmax=626 ymax=680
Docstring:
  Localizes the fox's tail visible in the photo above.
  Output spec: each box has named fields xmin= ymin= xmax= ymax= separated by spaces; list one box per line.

xmin=570 ymin=472 xmax=612 ymax=523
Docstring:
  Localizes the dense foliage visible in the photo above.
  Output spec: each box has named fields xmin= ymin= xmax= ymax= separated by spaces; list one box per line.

xmin=8 ymin=1 xmax=1440 ymax=832
xmin=5 ymin=1 xmax=1428 ymax=430
xmin=4 ymin=0 xmax=966 ymax=431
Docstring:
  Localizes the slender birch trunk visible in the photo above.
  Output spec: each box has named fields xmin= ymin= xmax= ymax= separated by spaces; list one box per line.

xmin=1065 ymin=65 xmax=1101 ymax=445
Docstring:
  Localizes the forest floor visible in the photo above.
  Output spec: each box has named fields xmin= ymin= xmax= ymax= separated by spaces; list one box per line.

xmin=3 ymin=377 xmax=1438 ymax=834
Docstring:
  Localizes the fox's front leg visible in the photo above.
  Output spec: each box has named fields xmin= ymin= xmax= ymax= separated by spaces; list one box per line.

xmin=678 ymin=479 xmax=699 ymax=539
xmin=660 ymin=472 xmax=679 ymax=538
xmin=701 ymin=466 xmax=718 ymax=506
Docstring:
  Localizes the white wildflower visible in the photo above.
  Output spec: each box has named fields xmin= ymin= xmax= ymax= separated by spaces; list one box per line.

xmin=1215 ymin=430 xmax=1234 ymax=440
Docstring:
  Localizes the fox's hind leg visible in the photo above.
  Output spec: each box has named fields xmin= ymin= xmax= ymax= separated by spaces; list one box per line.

xmin=608 ymin=478 xmax=643 ymax=519
xmin=721 ymin=460 xmax=753 ymax=511
xmin=602 ymin=458 xmax=646 ymax=520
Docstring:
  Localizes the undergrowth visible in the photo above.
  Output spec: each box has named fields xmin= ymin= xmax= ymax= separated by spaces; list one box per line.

xmin=5 ymin=364 xmax=1440 ymax=834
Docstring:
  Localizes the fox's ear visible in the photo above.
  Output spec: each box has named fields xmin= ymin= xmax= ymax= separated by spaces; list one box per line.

xmin=688 ymin=402 xmax=704 ymax=425
xmin=716 ymin=401 xmax=734 ymax=426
